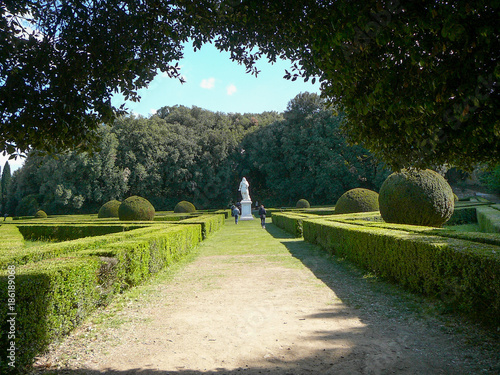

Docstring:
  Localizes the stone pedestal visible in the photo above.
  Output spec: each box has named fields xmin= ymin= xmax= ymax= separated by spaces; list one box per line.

xmin=239 ymin=199 xmax=254 ymax=220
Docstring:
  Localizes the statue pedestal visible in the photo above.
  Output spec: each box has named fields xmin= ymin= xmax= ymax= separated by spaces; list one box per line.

xmin=239 ymin=200 xmax=254 ymax=220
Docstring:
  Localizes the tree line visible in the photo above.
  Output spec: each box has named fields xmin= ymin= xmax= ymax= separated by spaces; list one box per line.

xmin=2 ymin=93 xmax=391 ymax=216
xmin=2 ymin=1 xmax=498 ymax=171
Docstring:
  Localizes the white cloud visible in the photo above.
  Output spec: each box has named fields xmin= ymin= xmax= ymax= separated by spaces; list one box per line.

xmin=226 ymin=84 xmax=237 ymax=96
xmin=150 ymin=108 xmax=157 ymax=115
xmin=200 ymin=77 xmax=216 ymax=89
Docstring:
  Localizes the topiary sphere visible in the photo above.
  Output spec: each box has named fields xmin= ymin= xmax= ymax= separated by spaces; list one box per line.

xmin=335 ymin=188 xmax=380 ymax=214
xmin=118 ymin=196 xmax=155 ymax=221
xmin=174 ymin=201 xmax=196 ymax=213
xmin=34 ymin=210 xmax=47 ymax=218
xmin=379 ymin=169 xmax=454 ymax=227
xmin=296 ymin=199 xmax=311 ymax=208
xmin=98 ymin=200 xmax=121 ymax=218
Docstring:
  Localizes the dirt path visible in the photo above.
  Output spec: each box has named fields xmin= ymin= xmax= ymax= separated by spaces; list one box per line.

xmin=32 ymin=219 xmax=499 ymax=374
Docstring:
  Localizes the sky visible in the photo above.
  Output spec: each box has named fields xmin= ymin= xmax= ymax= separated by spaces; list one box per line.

xmin=112 ymin=43 xmax=320 ymax=116
xmin=1 ymin=43 xmax=320 ymax=172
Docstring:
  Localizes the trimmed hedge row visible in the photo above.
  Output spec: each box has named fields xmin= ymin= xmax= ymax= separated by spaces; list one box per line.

xmin=272 ymin=211 xmax=380 ymax=238
xmin=179 ymin=214 xmax=225 ymax=239
xmin=16 ymin=224 xmax=147 ymax=242
xmin=319 ymin=212 xmax=500 ymax=247
xmin=477 ymin=206 xmax=500 ymax=233
xmin=0 ymin=226 xmax=167 ymax=270
xmin=272 ymin=212 xmax=311 ymax=237
xmin=446 ymin=206 xmax=478 ymax=225
xmin=154 ymin=214 xmax=195 ymax=222
xmin=0 ymin=221 xmax=208 ymax=371
xmin=0 ymin=257 xmax=102 ymax=370
xmin=302 ymin=218 xmax=500 ymax=326
xmin=78 ymin=224 xmax=202 ymax=290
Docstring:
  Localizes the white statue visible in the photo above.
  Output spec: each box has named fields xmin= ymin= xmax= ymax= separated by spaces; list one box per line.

xmin=239 ymin=177 xmax=251 ymax=201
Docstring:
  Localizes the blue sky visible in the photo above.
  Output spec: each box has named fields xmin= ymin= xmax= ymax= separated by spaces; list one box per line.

xmin=112 ymin=43 xmax=320 ymax=116
xmin=1 ymin=43 xmax=320 ymax=172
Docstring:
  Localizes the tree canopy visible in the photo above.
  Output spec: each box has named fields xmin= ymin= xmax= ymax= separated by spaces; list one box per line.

xmin=5 ymin=94 xmax=389 ymax=215
xmin=212 ymin=1 xmax=499 ymax=170
xmin=1 ymin=1 xmax=498 ymax=169
xmin=0 ymin=0 xmax=208 ymax=155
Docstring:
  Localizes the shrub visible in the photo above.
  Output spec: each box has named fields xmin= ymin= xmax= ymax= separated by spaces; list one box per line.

xmin=34 ymin=210 xmax=47 ymax=218
xmin=0 ymin=257 xmax=102 ymax=370
xmin=118 ymin=196 xmax=155 ymax=221
xmin=302 ymin=217 xmax=500 ymax=326
xmin=335 ymin=188 xmax=379 ymax=214
xmin=98 ymin=200 xmax=121 ymax=218
xmin=296 ymin=199 xmax=310 ymax=208
xmin=379 ymin=169 xmax=454 ymax=227
xmin=174 ymin=201 xmax=196 ymax=213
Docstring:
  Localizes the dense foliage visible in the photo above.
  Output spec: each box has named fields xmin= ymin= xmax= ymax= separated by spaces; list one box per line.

xmin=5 ymin=106 xmax=280 ymax=214
xmin=5 ymin=94 xmax=389 ymax=214
xmin=335 ymin=188 xmax=380 ymax=214
xmin=0 ymin=0 xmax=213 ymax=155
xmin=0 ymin=161 xmax=10 ymax=212
xmin=2 ymin=2 xmax=498 ymax=170
xmin=480 ymin=164 xmax=500 ymax=194
xmin=213 ymin=1 xmax=500 ymax=170
xmin=238 ymin=93 xmax=390 ymax=206
xmin=379 ymin=169 xmax=455 ymax=227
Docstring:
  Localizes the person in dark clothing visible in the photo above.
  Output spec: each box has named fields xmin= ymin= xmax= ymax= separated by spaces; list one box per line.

xmin=231 ymin=205 xmax=240 ymax=224
xmin=258 ymin=204 xmax=266 ymax=228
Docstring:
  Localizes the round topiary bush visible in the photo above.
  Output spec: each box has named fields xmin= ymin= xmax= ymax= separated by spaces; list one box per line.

xmin=296 ymin=199 xmax=311 ymax=208
xmin=378 ymin=169 xmax=454 ymax=227
xmin=335 ymin=188 xmax=380 ymax=214
xmin=34 ymin=210 xmax=47 ymax=218
xmin=98 ymin=200 xmax=121 ymax=218
xmin=174 ymin=201 xmax=196 ymax=213
xmin=118 ymin=196 xmax=155 ymax=221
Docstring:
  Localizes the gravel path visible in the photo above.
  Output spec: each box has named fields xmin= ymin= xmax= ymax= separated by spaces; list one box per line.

xmin=31 ymin=219 xmax=500 ymax=374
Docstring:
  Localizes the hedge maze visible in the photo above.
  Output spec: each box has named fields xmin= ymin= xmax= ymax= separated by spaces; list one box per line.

xmin=1 ymin=197 xmax=499 ymax=370
xmin=272 ymin=199 xmax=500 ymax=328
xmin=0 ymin=211 xmax=226 ymax=370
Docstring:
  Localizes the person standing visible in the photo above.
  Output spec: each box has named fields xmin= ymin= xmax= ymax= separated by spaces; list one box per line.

xmin=231 ymin=205 xmax=240 ymax=224
xmin=259 ymin=204 xmax=267 ymax=229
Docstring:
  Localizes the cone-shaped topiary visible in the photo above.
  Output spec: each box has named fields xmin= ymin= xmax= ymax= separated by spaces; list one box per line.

xmin=118 ymin=196 xmax=155 ymax=221
xmin=98 ymin=200 xmax=121 ymax=218
xmin=296 ymin=199 xmax=311 ymax=208
xmin=335 ymin=188 xmax=380 ymax=214
xmin=379 ymin=169 xmax=454 ymax=227
xmin=34 ymin=210 xmax=47 ymax=218
xmin=174 ymin=201 xmax=196 ymax=213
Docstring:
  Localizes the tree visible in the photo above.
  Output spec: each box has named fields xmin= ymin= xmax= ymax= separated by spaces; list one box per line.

xmin=2 ymin=2 xmax=497 ymax=170
xmin=7 ymin=106 xmax=281 ymax=213
xmin=211 ymin=0 xmax=500 ymax=170
xmin=1 ymin=161 xmax=11 ymax=209
xmin=0 ymin=0 xmax=211 ymax=155
xmin=8 ymin=126 xmax=129 ymax=215
xmin=239 ymin=93 xmax=389 ymax=206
